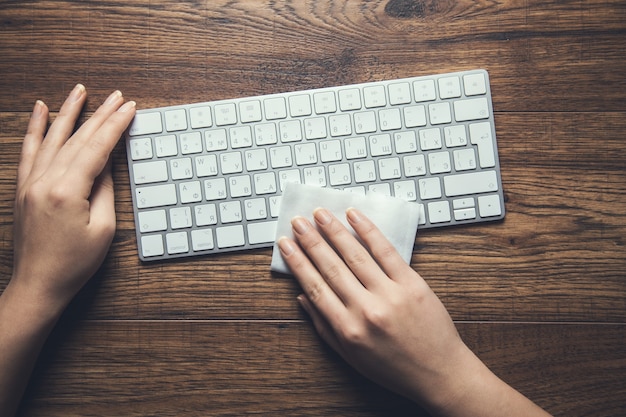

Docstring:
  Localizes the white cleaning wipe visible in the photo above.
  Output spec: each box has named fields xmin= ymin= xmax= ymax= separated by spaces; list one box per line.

xmin=270 ymin=183 xmax=420 ymax=275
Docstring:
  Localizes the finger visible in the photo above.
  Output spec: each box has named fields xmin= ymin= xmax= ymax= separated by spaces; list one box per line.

xmin=290 ymin=215 xmax=367 ymax=304
xmin=313 ymin=207 xmax=386 ymax=290
xmin=66 ymin=100 xmax=136 ymax=195
xmin=297 ymin=294 xmax=346 ymax=358
xmin=17 ymin=100 xmax=48 ymax=188
xmin=30 ymin=84 xmax=86 ymax=176
xmin=42 ymin=83 xmax=87 ymax=147
xmin=277 ymin=236 xmax=348 ymax=317
xmin=346 ymin=207 xmax=415 ymax=281
xmin=88 ymin=157 xmax=116 ymax=239
xmin=65 ymin=90 xmax=124 ymax=150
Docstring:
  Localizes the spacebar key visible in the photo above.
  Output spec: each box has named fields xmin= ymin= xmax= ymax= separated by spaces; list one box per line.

xmin=444 ymin=171 xmax=499 ymax=197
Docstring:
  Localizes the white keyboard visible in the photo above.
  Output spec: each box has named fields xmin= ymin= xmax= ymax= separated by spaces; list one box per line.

xmin=126 ymin=69 xmax=505 ymax=261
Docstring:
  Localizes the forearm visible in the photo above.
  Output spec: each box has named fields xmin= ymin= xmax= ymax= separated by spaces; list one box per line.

xmin=420 ymin=344 xmax=552 ymax=417
xmin=0 ymin=278 xmax=64 ymax=416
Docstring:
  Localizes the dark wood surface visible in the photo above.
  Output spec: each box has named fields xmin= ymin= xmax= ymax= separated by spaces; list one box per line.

xmin=1 ymin=1 xmax=625 ymax=416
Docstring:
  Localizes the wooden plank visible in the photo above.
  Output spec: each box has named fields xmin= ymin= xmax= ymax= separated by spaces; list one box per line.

xmin=0 ymin=1 xmax=625 ymax=111
xmin=18 ymin=320 xmax=626 ymax=416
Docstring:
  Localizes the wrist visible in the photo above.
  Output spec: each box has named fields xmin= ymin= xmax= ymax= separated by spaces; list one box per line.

xmin=4 ymin=272 xmax=68 ymax=325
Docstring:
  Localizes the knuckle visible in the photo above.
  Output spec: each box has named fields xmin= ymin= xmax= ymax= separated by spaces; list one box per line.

xmin=362 ymin=306 xmax=390 ymax=330
xmin=339 ymin=322 xmax=367 ymax=346
xmin=345 ymin=248 xmax=370 ymax=269
xmin=305 ymin=281 xmax=325 ymax=304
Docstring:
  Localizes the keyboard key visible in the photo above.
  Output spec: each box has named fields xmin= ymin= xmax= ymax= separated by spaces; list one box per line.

xmin=136 ymin=184 xmax=177 ymax=208
xmin=444 ymin=125 xmax=467 ymax=147
xmin=443 ymin=171 xmax=499 ymax=197
xmin=264 ymin=97 xmax=287 ymax=120
xmin=138 ymin=209 xmax=167 ymax=233
xmin=170 ymin=207 xmax=193 ymax=229
xmin=191 ymin=229 xmax=214 ymax=251
xmin=194 ymin=204 xmax=218 ymax=226
xmin=320 ymin=140 xmax=342 ymax=162
xmin=378 ymin=158 xmax=401 ymax=180
xmin=219 ymin=201 xmax=243 ymax=223
xmin=313 ymin=91 xmax=337 ymax=114
xmin=438 ymin=76 xmax=462 ymax=99
xmin=189 ymin=106 xmax=213 ymax=129
xmin=247 ymin=221 xmax=277 ymax=245
xmin=419 ymin=128 xmax=442 ymax=150
xmin=214 ymin=103 xmax=237 ymax=126
xmin=388 ymin=82 xmax=411 ymax=105
xmin=463 ymin=73 xmax=487 ymax=96
xmin=244 ymin=198 xmax=268 ymax=220
xmin=418 ymin=177 xmax=442 ymax=200
xmin=469 ymin=122 xmax=496 ymax=168
xmin=413 ymin=79 xmax=436 ymax=102
xmin=453 ymin=148 xmax=477 ymax=171
xmin=164 ymin=109 xmax=187 ymax=132
xmin=369 ymin=134 xmax=392 ymax=156
xmin=329 ymin=163 xmax=351 ymax=186
xmin=129 ymin=112 xmax=162 ymax=136
xmin=205 ymin=129 xmax=228 ymax=151
xmin=230 ymin=126 xmax=253 ymax=148
xmin=403 ymin=105 xmax=427 ymax=128
xmin=454 ymin=207 xmax=476 ymax=221
xmin=428 ymin=201 xmax=451 ymax=223
xmin=379 ymin=108 xmax=402 ymax=131
xmin=141 ymin=235 xmax=164 ymax=257
xmin=129 ymin=137 xmax=153 ymax=160
xmin=278 ymin=120 xmax=302 ymax=142
xmin=345 ymin=137 xmax=367 ymax=159
xmin=216 ymin=225 xmax=245 ymax=248
xmin=180 ymin=131 xmax=203 ymax=154
xmin=166 ymin=232 xmax=189 ymax=254
xmin=354 ymin=160 xmax=376 ymax=183
xmin=428 ymin=102 xmax=452 ymax=125
xmin=170 ymin=158 xmax=193 ymax=180
xmin=133 ymin=160 xmax=168 ymax=185
xmin=179 ymin=181 xmax=202 ymax=204
xmin=428 ymin=151 xmax=451 ymax=174
xmin=393 ymin=131 xmax=417 ymax=154
xmin=329 ymin=114 xmax=352 ymax=137
xmin=338 ymin=88 xmax=361 ymax=111
xmin=204 ymin=178 xmax=227 ymax=200
xmin=354 ymin=111 xmax=377 ymax=134
xmin=220 ymin=152 xmax=243 ymax=174
xmin=454 ymin=97 xmax=489 ymax=122
xmin=288 ymin=94 xmax=312 ymax=117
xmin=304 ymin=117 xmax=327 ymax=139
xmin=239 ymin=100 xmax=262 ymax=123
xmin=478 ymin=194 xmax=502 ymax=217
xmin=254 ymin=123 xmax=278 ymax=145
xmin=155 ymin=135 xmax=178 ymax=157
xmin=363 ymin=85 xmax=386 ymax=108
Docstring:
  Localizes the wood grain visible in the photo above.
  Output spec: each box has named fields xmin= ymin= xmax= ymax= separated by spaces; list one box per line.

xmin=0 ymin=0 xmax=625 ymax=416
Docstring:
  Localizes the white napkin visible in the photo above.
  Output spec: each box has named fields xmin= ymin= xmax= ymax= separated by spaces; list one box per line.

xmin=270 ymin=183 xmax=420 ymax=274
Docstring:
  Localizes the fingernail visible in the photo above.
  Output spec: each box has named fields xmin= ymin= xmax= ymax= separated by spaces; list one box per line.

xmin=313 ymin=208 xmax=332 ymax=225
xmin=117 ymin=100 xmax=136 ymax=112
xmin=32 ymin=100 xmax=45 ymax=118
xmin=70 ymin=84 xmax=85 ymax=102
xmin=292 ymin=216 xmax=310 ymax=234
xmin=277 ymin=236 xmax=295 ymax=256
xmin=346 ymin=207 xmax=363 ymax=224
xmin=105 ymin=90 xmax=123 ymax=105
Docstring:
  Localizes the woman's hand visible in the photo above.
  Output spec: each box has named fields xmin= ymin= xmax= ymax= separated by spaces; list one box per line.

xmin=11 ymin=84 xmax=136 ymax=313
xmin=278 ymin=207 xmax=551 ymax=416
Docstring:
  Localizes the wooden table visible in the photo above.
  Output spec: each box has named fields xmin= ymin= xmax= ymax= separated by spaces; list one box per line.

xmin=1 ymin=1 xmax=625 ymax=416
